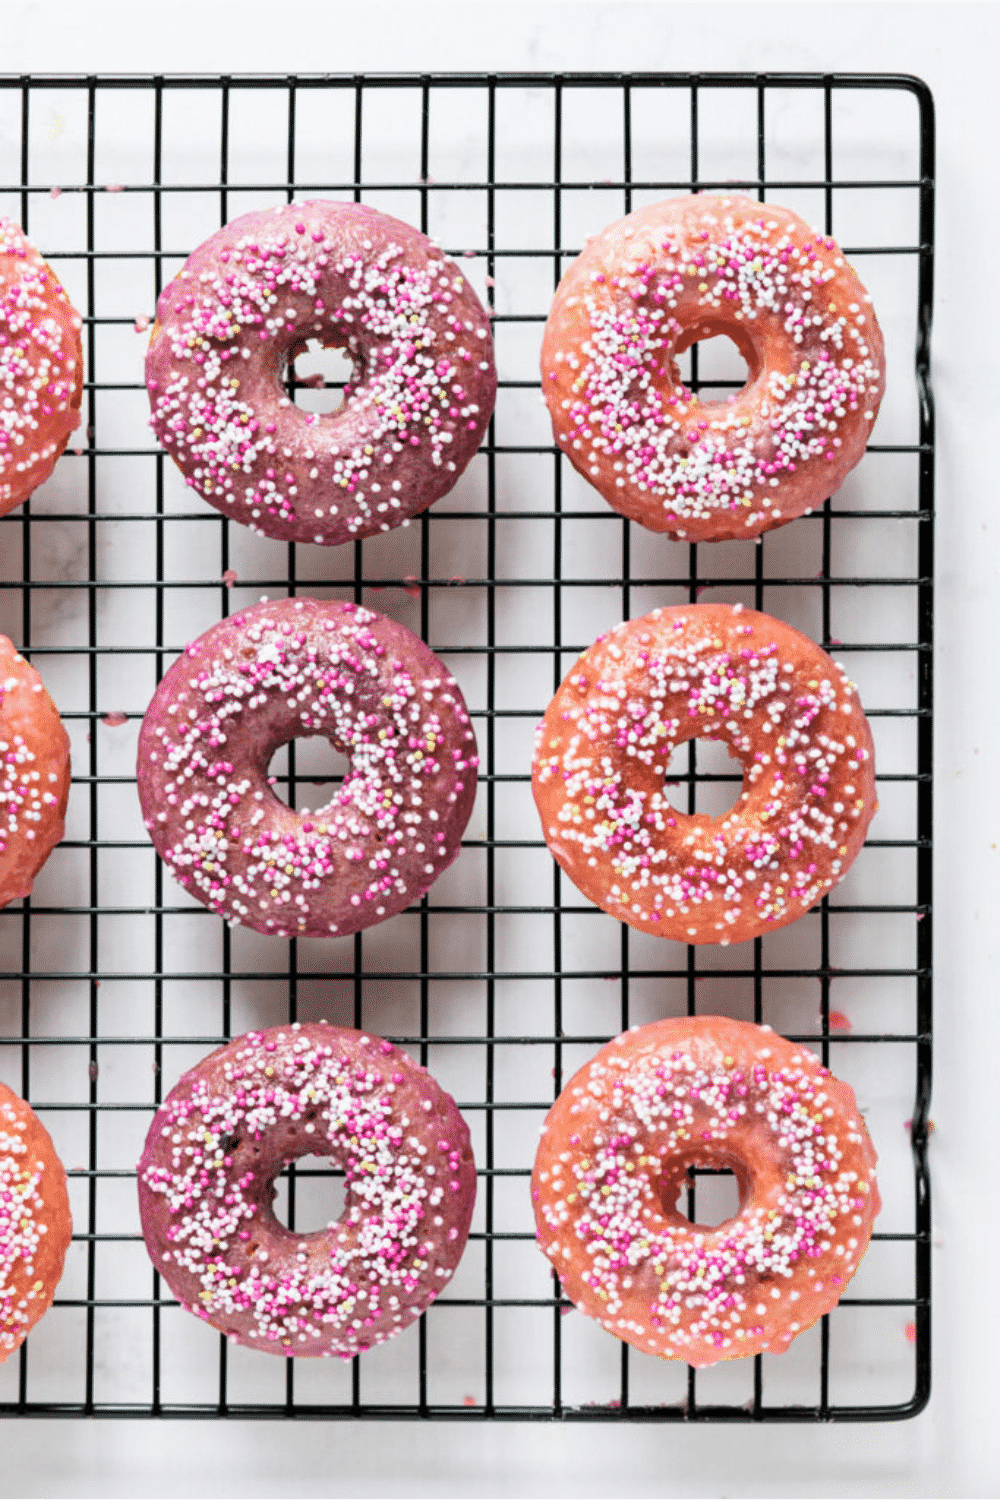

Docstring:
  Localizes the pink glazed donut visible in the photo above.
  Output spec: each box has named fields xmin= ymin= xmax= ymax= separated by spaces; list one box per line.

xmin=146 ymin=200 xmax=496 ymax=545
xmin=138 ymin=1023 xmax=477 ymax=1358
xmin=136 ymin=597 xmax=478 ymax=938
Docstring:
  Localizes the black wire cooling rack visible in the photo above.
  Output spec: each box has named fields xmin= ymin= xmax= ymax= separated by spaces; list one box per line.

xmin=0 ymin=72 xmax=932 ymax=1422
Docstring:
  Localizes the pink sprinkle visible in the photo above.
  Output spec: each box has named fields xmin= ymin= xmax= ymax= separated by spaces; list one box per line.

xmin=448 ymin=575 xmax=466 ymax=587
xmin=104 ymin=184 xmax=125 ymax=193
xmin=903 ymin=1117 xmax=936 ymax=1134
xmin=463 ymin=249 xmax=476 ymax=259
xmin=484 ymin=275 xmax=496 ymax=288
xmin=49 ymin=186 xmax=62 ymax=200
xmin=904 ymin=1321 xmax=917 ymax=1344
xmin=222 ymin=569 xmax=238 ymax=587
xmin=133 ymin=314 xmax=150 ymax=333
xmin=101 ymin=712 xmax=128 ymax=728
xmin=462 ymin=1394 xmax=476 ymax=1407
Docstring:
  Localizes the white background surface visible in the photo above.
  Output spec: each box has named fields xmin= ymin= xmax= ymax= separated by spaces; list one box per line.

xmin=3 ymin=2 xmax=998 ymax=1496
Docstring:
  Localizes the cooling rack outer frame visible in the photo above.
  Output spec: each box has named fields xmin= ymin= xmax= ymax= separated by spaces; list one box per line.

xmin=0 ymin=70 xmax=933 ymax=1424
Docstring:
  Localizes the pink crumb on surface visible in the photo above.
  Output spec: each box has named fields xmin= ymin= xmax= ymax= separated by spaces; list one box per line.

xmin=828 ymin=1011 xmax=853 ymax=1032
xmin=462 ymin=1395 xmax=476 ymax=1407
xmin=49 ymin=186 xmax=62 ymax=199
xmin=104 ymin=184 xmax=125 ymax=193
xmin=134 ymin=314 xmax=150 ymax=333
xmin=221 ymin=569 xmax=238 ymax=587
xmin=101 ymin=712 xmax=128 ymax=728
xmin=905 ymin=1322 xmax=917 ymax=1343
xmin=401 ymin=576 xmax=422 ymax=598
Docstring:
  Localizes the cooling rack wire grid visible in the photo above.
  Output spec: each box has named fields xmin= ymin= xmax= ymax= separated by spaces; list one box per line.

xmin=0 ymin=70 xmax=932 ymax=1422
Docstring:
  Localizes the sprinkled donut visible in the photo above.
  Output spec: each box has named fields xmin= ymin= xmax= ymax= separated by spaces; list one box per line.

xmin=533 ymin=1016 xmax=880 ymax=1366
xmin=0 ymin=1083 xmax=72 ymax=1361
xmin=146 ymin=200 xmax=496 ymax=545
xmin=0 ymin=635 xmax=71 ymax=908
xmin=541 ymin=196 xmax=884 ymax=542
xmin=138 ymin=1022 xmax=476 ymax=1358
xmin=532 ymin=604 xmax=876 ymax=945
xmin=137 ymin=597 xmax=478 ymax=938
xmin=0 ymin=219 xmax=83 ymax=514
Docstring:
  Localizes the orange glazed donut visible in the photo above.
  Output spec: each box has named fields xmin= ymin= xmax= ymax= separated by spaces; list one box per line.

xmin=0 ymin=636 xmax=71 ymax=908
xmin=0 ymin=1082 xmax=72 ymax=1360
xmin=532 ymin=1017 xmax=880 ymax=1366
xmin=541 ymin=196 xmax=884 ymax=542
xmin=0 ymin=219 xmax=83 ymax=514
xmin=532 ymin=604 xmax=876 ymax=945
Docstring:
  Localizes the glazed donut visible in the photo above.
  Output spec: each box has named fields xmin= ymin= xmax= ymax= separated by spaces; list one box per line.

xmin=0 ymin=1082 xmax=72 ymax=1361
xmin=532 ymin=603 xmax=876 ymax=945
xmin=0 ymin=636 xmax=71 ymax=908
xmin=532 ymin=1016 xmax=880 ymax=1366
xmin=137 ymin=596 xmax=478 ymax=938
xmin=138 ymin=1022 xmax=476 ymax=1358
xmin=0 ymin=219 xmax=83 ymax=514
xmin=541 ymin=195 xmax=884 ymax=542
xmin=146 ymin=200 xmax=496 ymax=546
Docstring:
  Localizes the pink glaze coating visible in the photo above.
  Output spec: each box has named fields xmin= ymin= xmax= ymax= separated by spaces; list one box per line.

xmin=138 ymin=1023 xmax=476 ymax=1358
xmin=541 ymin=196 xmax=884 ymax=542
xmin=532 ymin=604 xmax=877 ymax=946
xmin=0 ymin=635 xmax=71 ymax=908
xmin=0 ymin=1083 xmax=72 ymax=1361
xmin=146 ymin=200 xmax=496 ymax=545
xmin=0 ymin=219 xmax=83 ymax=514
xmin=136 ymin=597 xmax=478 ymax=939
xmin=532 ymin=1016 xmax=880 ymax=1366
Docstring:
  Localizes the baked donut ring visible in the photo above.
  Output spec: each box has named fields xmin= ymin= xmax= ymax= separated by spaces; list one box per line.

xmin=532 ymin=604 xmax=877 ymax=945
xmin=146 ymin=200 xmax=496 ymax=545
xmin=532 ymin=1016 xmax=880 ymax=1366
xmin=541 ymin=196 xmax=884 ymax=542
xmin=0 ymin=219 xmax=83 ymax=514
xmin=0 ymin=1083 xmax=72 ymax=1360
xmin=0 ymin=635 xmax=71 ymax=908
xmin=138 ymin=1023 xmax=476 ymax=1358
xmin=137 ymin=596 xmax=478 ymax=938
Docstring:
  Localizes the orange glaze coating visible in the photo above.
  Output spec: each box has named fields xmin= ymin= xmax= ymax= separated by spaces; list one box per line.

xmin=0 ymin=1083 xmax=72 ymax=1360
xmin=541 ymin=196 xmax=884 ymax=543
xmin=532 ymin=604 xmax=876 ymax=946
xmin=0 ymin=220 xmax=83 ymax=515
xmin=532 ymin=1017 xmax=880 ymax=1366
xmin=0 ymin=636 xmax=71 ymax=908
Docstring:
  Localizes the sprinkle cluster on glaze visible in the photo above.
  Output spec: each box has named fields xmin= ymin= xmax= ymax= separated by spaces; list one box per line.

xmin=535 ymin=1028 xmax=878 ymax=1358
xmin=147 ymin=203 xmax=494 ymax=544
xmin=140 ymin=1026 xmax=472 ymax=1355
xmin=545 ymin=197 xmax=883 ymax=535
xmin=0 ymin=656 xmax=67 ymax=864
xmin=0 ymin=219 xmax=82 ymax=511
xmin=139 ymin=599 xmax=478 ymax=937
xmin=533 ymin=606 xmax=875 ymax=940
xmin=0 ymin=1096 xmax=50 ymax=1357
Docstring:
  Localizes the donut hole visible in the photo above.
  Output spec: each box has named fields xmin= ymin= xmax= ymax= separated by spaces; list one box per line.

xmin=268 ymin=735 xmax=351 ymax=812
xmin=663 ymin=737 xmax=743 ymax=820
xmin=286 ymin=339 xmax=356 ymax=416
xmin=273 ymin=1154 xmax=348 ymax=1233
xmin=674 ymin=330 xmax=756 ymax=404
xmin=670 ymin=1167 xmax=743 ymax=1229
